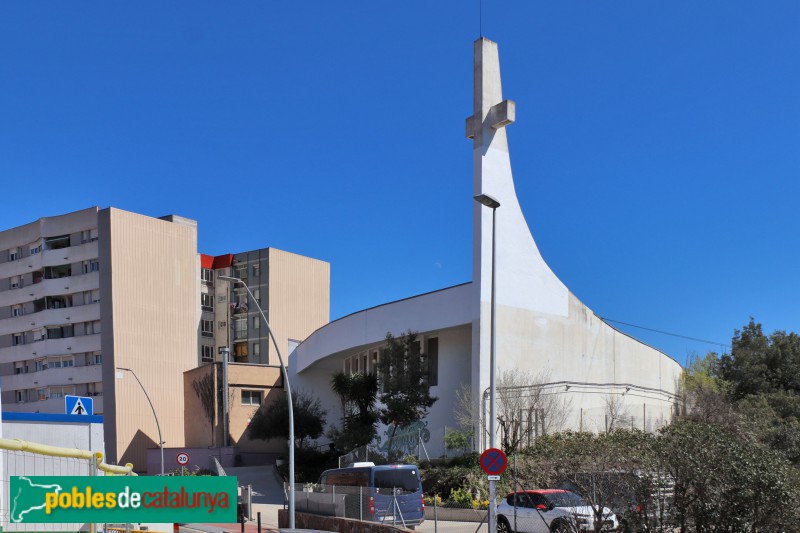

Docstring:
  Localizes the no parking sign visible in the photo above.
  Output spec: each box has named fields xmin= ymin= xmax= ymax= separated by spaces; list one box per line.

xmin=479 ymin=448 xmax=508 ymax=476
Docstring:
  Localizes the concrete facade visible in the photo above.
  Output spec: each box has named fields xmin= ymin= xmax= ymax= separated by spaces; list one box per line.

xmin=290 ymin=38 xmax=683 ymax=457
xmin=0 ymin=207 xmax=199 ymax=470
xmin=199 ymin=248 xmax=329 ymax=367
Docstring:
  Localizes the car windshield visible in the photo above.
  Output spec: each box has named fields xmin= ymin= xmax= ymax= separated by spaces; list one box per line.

xmin=374 ymin=469 xmax=420 ymax=494
xmin=546 ymin=491 xmax=587 ymax=508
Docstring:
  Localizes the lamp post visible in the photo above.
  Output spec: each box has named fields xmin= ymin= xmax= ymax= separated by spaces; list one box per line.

xmin=116 ymin=367 xmax=164 ymax=475
xmin=474 ymin=193 xmax=500 ymax=533
xmin=218 ymin=275 xmax=296 ymax=529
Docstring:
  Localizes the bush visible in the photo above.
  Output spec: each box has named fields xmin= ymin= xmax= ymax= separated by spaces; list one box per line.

xmin=420 ymin=453 xmax=482 ymax=498
xmin=424 ymin=494 xmax=442 ymax=506
xmin=447 ymin=487 xmax=473 ymax=507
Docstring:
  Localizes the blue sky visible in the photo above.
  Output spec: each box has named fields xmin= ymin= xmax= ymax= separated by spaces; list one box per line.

xmin=1 ymin=2 xmax=798 ymax=366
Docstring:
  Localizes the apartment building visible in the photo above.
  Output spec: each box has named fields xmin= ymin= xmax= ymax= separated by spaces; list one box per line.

xmin=0 ymin=207 xmax=198 ymax=469
xmin=198 ymin=248 xmax=329 ymax=367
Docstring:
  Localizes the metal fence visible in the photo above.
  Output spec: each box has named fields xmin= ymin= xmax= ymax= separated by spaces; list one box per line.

xmin=0 ymin=437 xmax=135 ymax=532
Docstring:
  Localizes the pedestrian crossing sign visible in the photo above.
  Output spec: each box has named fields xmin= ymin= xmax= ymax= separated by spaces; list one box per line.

xmin=65 ymin=395 xmax=93 ymax=416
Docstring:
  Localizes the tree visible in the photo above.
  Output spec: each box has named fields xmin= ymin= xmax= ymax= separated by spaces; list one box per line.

xmin=248 ymin=390 xmax=327 ymax=449
xmin=328 ymin=371 xmax=379 ymax=452
xmin=603 ymin=394 xmax=633 ymax=432
xmin=718 ymin=318 xmax=800 ymax=399
xmin=378 ymin=331 xmax=437 ymax=458
xmin=715 ymin=319 xmax=800 ymax=464
xmin=496 ymin=369 xmax=572 ymax=452
xmin=659 ymin=418 xmax=799 ymax=533
xmin=530 ymin=430 xmax=658 ymax=533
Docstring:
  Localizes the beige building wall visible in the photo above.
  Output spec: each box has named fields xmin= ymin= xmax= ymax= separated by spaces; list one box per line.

xmin=266 ymin=248 xmax=329 ymax=365
xmin=228 ymin=363 xmax=284 ymax=453
xmin=184 ymin=363 xmax=218 ymax=448
xmin=184 ymin=363 xmax=284 ymax=454
xmin=99 ymin=208 xmax=198 ymax=469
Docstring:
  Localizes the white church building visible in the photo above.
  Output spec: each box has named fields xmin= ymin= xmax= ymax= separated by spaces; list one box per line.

xmin=289 ymin=38 xmax=683 ymax=457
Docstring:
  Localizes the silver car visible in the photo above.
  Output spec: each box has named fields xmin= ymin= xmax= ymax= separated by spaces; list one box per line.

xmin=496 ymin=489 xmax=619 ymax=533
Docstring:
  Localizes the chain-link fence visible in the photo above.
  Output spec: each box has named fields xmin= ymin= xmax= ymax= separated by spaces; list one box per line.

xmin=0 ymin=437 xmax=135 ymax=532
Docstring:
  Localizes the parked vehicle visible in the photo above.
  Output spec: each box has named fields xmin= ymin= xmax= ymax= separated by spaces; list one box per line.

xmin=309 ymin=462 xmax=425 ymax=528
xmin=496 ymin=489 xmax=619 ymax=533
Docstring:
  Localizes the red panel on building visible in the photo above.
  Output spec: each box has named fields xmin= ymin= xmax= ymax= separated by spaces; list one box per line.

xmin=212 ymin=254 xmax=234 ymax=270
xmin=200 ymin=254 xmax=214 ymax=269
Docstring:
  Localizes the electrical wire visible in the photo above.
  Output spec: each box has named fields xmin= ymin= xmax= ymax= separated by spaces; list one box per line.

xmin=600 ymin=317 xmax=730 ymax=350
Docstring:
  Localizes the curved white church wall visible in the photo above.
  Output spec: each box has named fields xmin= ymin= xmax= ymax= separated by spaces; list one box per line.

xmin=289 ymin=37 xmax=684 ymax=459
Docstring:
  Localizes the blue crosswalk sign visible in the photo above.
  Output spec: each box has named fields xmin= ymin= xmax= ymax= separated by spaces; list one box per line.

xmin=65 ymin=395 xmax=93 ymax=416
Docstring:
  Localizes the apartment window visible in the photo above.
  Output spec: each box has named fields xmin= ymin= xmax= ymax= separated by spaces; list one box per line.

xmin=82 ymin=260 xmax=99 ymax=274
xmin=85 ymin=352 xmax=102 ymax=365
xmin=252 ymin=343 xmax=260 ymax=356
xmin=253 ymin=288 xmax=261 ymax=305
xmin=201 ymin=345 xmax=214 ymax=362
xmin=234 ymin=318 xmax=247 ymax=338
xmin=241 ymin=390 xmax=263 ymax=405
xmin=9 ymin=248 xmax=20 ymax=261
xmin=11 ymin=305 xmax=23 ymax=317
xmin=37 ymin=388 xmax=47 ymax=401
xmin=14 ymin=362 xmax=27 ymax=374
xmin=12 ymin=333 xmax=25 ymax=346
xmin=201 ymin=293 xmax=214 ymax=311
xmin=87 ymin=382 xmax=103 ymax=396
xmin=10 ymin=276 xmax=21 ymax=289
xmin=252 ymin=316 xmax=260 ymax=330
xmin=35 ymin=360 xmax=46 ymax=372
xmin=47 ymin=325 xmax=74 ymax=340
xmin=252 ymin=264 xmax=260 ymax=277
xmin=47 ymin=356 xmax=74 ymax=369
xmin=83 ymin=290 xmax=100 ymax=305
xmin=49 ymin=386 xmax=72 ymax=399
xmin=201 ymin=319 xmax=214 ymax=337
xmin=15 ymin=391 xmax=24 ymax=403
xmin=44 ymin=235 xmax=71 ymax=250
xmin=45 ymin=265 xmax=72 ymax=279
xmin=201 ymin=268 xmax=213 ymax=283
xmin=30 ymin=244 xmax=41 ymax=255
xmin=81 ymin=229 xmax=98 ymax=243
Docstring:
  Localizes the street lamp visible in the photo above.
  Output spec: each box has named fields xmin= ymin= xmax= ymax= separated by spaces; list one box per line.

xmin=218 ymin=275 xmax=296 ymax=529
xmin=474 ymin=193 xmax=500 ymax=533
xmin=116 ymin=367 xmax=164 ymax=476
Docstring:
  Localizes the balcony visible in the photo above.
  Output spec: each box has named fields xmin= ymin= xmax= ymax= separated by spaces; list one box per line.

xmin=0 ymin=303 xmax=99 ymax=338
xmin=41 ymin=240 xmax=98 ymax=268
xmin=2 ymin=363 xmax=102 ymax=391
xmin=0 ymin=333 xmax=101 ymax=361
xmin=0 ymin=272 xmax=99 ymax=308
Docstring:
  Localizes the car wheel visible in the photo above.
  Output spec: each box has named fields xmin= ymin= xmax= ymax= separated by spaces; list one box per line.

xmin=497 ymin=515 xmax=512 ymax=533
